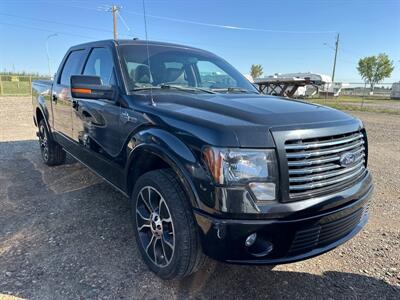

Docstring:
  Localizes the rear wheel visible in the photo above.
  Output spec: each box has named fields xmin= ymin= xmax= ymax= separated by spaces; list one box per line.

xmin=131 ymin=169 xmax=205 ymax=279
xmin=38 ymin=120 xmax=66 ymax=166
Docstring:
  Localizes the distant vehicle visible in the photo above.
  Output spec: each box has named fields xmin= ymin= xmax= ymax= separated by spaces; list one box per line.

xmin=32 ymin=39 xmax=373 ymax=279
xmin=391 ymin=82 xmax=400 ymax=99
xmin=255 ymin=72 xmax=346 ymax=98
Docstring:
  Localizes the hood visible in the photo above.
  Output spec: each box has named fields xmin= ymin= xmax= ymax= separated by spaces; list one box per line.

xmin=132 ymin=92 xmax=355 ymax=147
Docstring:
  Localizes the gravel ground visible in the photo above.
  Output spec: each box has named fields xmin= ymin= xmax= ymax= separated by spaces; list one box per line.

xmin=0 ymin=97 xmax=399 ymax=299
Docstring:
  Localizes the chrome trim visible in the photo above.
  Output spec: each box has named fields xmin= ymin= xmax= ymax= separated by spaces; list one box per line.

xmin=285 ymin=133 xmax=363 ymax=150
xmin=287 ymin=149 xmax=364 ymax=167
xmin=289 ymin=163 xmax=340 ymax=175
xmin=289 ymin=154 xmax=365 ymax=175
xmin=286 ymin=140 xmax=364 ymax=159
xmin=289 ymin=160 xmax=365 ymax=183
xmin=289 ymin=167 xmax=366 ymax=191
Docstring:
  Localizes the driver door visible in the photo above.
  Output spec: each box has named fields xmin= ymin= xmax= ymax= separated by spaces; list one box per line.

xmin=71 ymin=47 xmax=122 ymax=158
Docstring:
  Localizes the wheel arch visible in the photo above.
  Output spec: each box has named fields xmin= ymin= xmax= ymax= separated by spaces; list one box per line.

xmin=35 ymin=105 xmax=52 ymax=135
xmin=125 ymin=128 xmax=206 ymax=209
xmin=35 ymin=107 xmax=44 ymax=126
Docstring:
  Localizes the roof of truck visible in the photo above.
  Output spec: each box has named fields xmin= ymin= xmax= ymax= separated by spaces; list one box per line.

xmin=70 ymin=39 xmax=207 ymax=53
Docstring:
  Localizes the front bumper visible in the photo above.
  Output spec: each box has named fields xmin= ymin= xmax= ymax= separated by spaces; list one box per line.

xmin=194 ymin=172 xmax=373 ymax=264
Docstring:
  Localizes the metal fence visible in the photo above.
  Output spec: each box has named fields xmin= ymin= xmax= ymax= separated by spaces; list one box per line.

xmin=340 ymin=83 xmax=393 ymax=98
xmin=307 ymin=83 xmax=400 ymax=114
xmin=0 ymin=75 xmax=51 ymax=96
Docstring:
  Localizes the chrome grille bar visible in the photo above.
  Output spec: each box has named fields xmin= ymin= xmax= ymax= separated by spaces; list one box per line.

xmin=286 ymin=140 xmax=364 ymax=159
xmin=285 ymin=133 xmax=363 ymax=150
xmin=289 ymin=154 xmax=365 ymax=175
xmin=287 ymin=148 xmax=364 ymax=167
xmin=289 ymin=160 xmax=365 ymax=183
xmin=289 ymin=167 xmax=366 ymax=191
xmin=285 ymin=130 xmax=367 ymax=198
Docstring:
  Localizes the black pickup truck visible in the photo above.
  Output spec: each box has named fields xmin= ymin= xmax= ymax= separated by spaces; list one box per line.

xmin=32 ymin=39 xmax=373 ymax=279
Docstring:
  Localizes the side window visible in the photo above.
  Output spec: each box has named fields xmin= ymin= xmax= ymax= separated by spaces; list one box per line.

xmin=196 ymin=60 xmax=237 ymax=89
xmin=59 ymin=50 xmax=85 ymax=86
xmin=83 ymin=48 xmax=115 ymax=85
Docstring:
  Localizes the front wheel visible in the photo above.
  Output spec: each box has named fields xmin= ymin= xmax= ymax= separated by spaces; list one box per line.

xmin=38 ymin=120 xmax=66 ymax=166
xmin=131 ymin=169 xmax=205 ymax=279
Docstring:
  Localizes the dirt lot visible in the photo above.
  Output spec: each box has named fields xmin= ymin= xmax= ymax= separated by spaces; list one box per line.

xmin=1 ymin=97 xmax=399 ymax=299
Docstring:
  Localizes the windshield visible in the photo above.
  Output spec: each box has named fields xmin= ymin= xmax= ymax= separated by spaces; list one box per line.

xmin=118 ymin=44 xmax=258 ymax=94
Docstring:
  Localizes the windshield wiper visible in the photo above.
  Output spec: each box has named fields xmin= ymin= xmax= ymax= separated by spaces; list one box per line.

xmin=160 ymin=84 xmax=217 ymax=94
xmin=131 ymin=86 xmax=162 ymax=91
xmin=132 ymin=85 xmax=217 ymax=94
xmin=192 ymin=87 xmax=218 ymax=94
xmin=211 ymin=87 xmax=259 ymax=94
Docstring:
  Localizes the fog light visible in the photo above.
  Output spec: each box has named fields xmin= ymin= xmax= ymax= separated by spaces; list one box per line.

xmin=249 ymin=182 xmax=276 ymax=201
xmin=247 ymin=239 xmax=274 ymax=257
xmin=245 ymin=233 xmax=257 ymax=247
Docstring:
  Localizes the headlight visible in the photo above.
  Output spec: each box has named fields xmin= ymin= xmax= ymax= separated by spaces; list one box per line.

xmin=203 ymin=147 xmax=278 ymax=201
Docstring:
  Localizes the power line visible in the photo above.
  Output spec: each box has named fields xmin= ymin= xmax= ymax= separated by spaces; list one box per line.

xmin=123 ymin=9 xmax=336 ymax=34
xmin=0 ymin=21 xmax=98 ymax=39
xmin=27 ymin=1 xmax=336 ymax=35
xmin=117 ymin=11 xmax=133 ymax=38
xmin=0 ymin=12 xmax=112 ymax=33
xmin=29 ymin=1 xmax=101 ymax=12
xmin=0 ymin=20 xmax=330 ymax=52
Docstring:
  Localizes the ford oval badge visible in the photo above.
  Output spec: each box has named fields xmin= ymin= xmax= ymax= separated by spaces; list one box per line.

xmin=340 ymin=152 xmax=356 ymax=167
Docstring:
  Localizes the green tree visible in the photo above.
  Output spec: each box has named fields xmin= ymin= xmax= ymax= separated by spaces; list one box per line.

xmin=250 ymin=64 xmax=264 ymax=79
xmin=357 ymin=53 xmax=394 ymax=94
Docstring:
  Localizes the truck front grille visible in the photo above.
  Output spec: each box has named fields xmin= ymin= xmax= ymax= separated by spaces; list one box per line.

xmin=285 ymin=131 xmax=367 ymax=198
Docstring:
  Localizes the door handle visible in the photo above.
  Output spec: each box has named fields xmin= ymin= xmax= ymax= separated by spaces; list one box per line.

xmin=120 ymin=111 xmax=136 ymax=123
xmin=52 ymin=94 xmax=58 ymax=102
xmin=72 ymin=100 xmax=79 ymax=110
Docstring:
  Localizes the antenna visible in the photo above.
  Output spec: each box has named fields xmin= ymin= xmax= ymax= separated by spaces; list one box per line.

xmin=142 ymin=0 xmax=156 ymax=106
xmin=46 ymin=33 xmax=58 ymax=77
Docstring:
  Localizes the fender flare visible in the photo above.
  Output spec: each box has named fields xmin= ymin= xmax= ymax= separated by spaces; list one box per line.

xmin=125 ymin=128 xmax=206 ymax=209
xmin=35 ymin=102 xmax=52 ymax=134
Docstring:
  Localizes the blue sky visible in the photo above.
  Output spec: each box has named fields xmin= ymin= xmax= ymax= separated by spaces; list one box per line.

xmin=0 ymin=0 xmax=399 ymax=82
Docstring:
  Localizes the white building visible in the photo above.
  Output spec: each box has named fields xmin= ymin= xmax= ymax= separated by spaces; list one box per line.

xmin=391 ymin=82 xmax=400 ymax=100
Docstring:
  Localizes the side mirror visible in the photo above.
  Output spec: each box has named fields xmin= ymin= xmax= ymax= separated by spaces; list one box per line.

xmin=70 ymin=75 xmax=115 ymax=100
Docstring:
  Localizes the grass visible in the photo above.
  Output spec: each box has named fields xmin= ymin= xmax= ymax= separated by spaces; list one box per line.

xmin=310 ymin=95 xmax=393 ymax=103
xmin=308 ymin=96 xmax=400 ymax=115
xmin=0 ymin=81 xmax=31 ymax=95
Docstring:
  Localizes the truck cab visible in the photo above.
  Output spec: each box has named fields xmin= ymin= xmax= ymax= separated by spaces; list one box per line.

xmin=32 ymin=39 xmax=373 ymax=279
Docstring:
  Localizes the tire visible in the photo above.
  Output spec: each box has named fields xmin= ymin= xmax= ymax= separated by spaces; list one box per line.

xmin=131 ymin=169 xmax=206 ymax=279
xmin=38 ymin=120 xmax=66 ymax=166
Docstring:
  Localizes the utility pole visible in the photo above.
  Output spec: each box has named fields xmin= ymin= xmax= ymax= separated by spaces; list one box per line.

xmin=98 ymin=4 xmax=121 ymax=40
xmin=331 ymin=33 xmax=340 ymax=83
xmin=112 ymin=5 xmax=120 ymax=40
